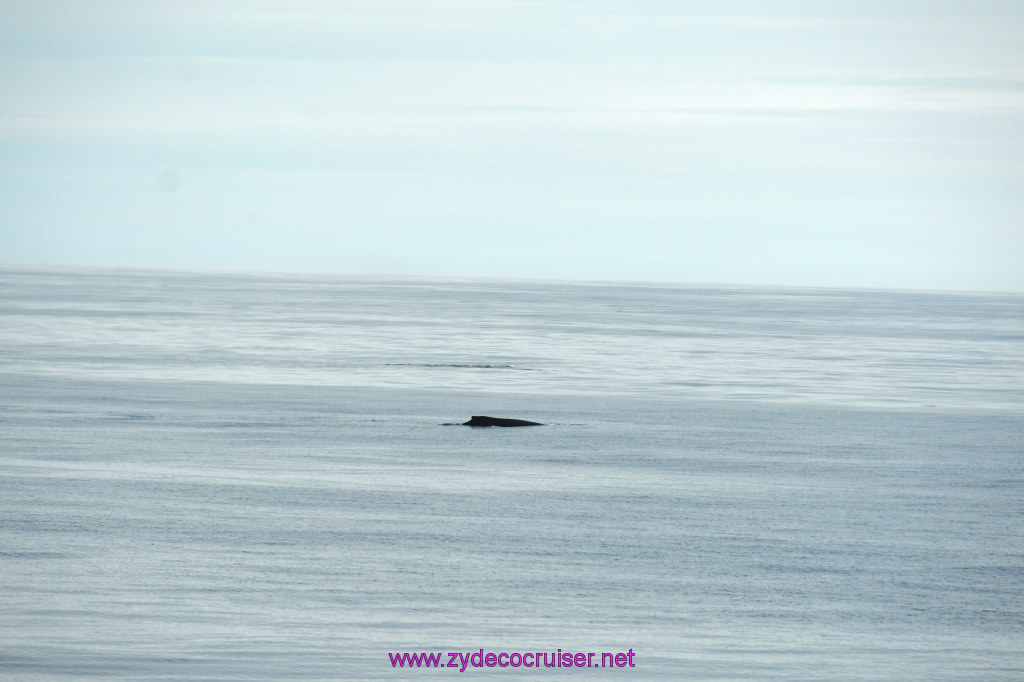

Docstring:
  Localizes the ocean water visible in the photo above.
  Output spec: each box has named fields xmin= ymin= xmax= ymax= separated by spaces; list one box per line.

xmin=1 ymin=266 xmax=1022 ymax=680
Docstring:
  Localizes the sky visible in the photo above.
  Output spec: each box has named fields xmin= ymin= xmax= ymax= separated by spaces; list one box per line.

xmin=1 ymin=0 xmax=1023 ymax=291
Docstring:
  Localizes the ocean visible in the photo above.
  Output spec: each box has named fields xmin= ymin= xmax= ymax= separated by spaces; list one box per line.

xmin=1 ymin=266 xmax=1022 ymax=680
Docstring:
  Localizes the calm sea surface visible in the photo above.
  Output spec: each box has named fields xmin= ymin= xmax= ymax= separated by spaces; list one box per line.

xmin=1 ymin=267 xmax=1022 ymax=680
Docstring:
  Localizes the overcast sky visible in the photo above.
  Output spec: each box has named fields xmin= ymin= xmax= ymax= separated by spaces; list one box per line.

xmin=2 ymin=0 xmax=1022 ymax=290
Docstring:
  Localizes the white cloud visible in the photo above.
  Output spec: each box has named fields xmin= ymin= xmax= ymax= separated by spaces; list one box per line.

xmin=1 ymin=0 xmax=1022 ymax=290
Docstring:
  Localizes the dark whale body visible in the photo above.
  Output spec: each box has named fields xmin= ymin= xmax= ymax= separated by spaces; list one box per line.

xmin=463 ymin=415 xmax=543 ymax=427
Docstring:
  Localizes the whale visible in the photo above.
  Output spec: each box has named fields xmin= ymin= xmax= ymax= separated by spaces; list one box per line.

xmin=463 ymin=415 xmax=543 ymax=427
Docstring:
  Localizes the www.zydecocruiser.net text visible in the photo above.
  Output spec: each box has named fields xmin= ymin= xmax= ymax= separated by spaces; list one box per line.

xmin=389 ymin=649 xmax=637 ymax=671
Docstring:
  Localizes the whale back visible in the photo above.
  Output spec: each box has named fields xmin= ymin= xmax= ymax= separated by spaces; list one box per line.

xmin=463 ymin=415 xmax=543 ymax=427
